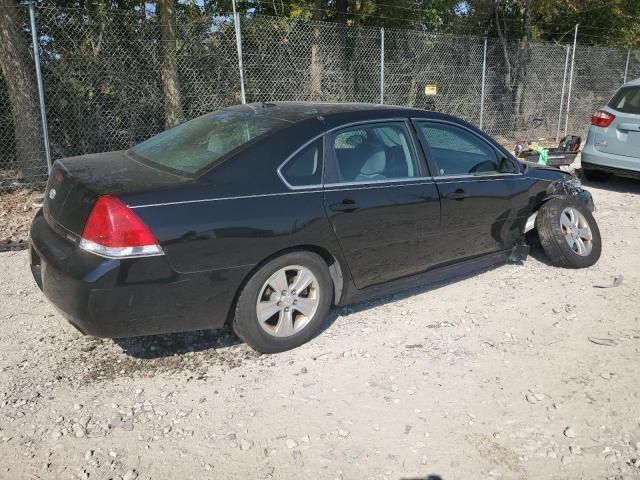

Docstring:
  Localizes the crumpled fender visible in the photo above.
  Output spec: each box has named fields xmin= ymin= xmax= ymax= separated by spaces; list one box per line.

xmin=524 ymin=174 xmax=595 ymax=234
xmin=543 ymin=175 xmax=595 ymax=212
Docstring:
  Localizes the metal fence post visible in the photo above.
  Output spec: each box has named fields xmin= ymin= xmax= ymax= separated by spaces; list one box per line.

xmin=623 ymin=48 xmax=630 ymax=83
xmin=379 ymin=28 xmax=385 ymax=105
xmin=564 ymin=24 xmax=578 ymax=136
xmin=231 ymin=0 xmax=246 ymax=104
xmin=28 ymin=2 xmax=52 ymax=173
xmin=555 ymin=45 xmax=571 ymax=141
xmin=479 ymin=37 xmax=487 ymax=130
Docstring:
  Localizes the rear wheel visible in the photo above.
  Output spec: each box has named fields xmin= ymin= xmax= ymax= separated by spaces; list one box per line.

xmin=582 ymin=168 xmax=611 ymax=182
xmin=233 ymin=251 xmax=333 ymax=353
xmin=536 ymin=197 xmax=601 ymax=268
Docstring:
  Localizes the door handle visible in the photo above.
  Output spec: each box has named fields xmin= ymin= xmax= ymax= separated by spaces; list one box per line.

xmin=330 ymin=199 xmax=360 ymax=212
xmin=444 ymin=189 xmax=470 ymax=201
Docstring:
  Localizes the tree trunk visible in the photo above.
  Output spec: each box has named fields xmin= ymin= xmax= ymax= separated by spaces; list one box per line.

xmin=0 ymin=0 xmax=42 ymax=177
xmin=158 ymin=0 xmax=182 ymax=128
xmin=309 ymin=0 xmax=322 ymax=99
xmin=513 ymin=0 xmax=532 ymax=118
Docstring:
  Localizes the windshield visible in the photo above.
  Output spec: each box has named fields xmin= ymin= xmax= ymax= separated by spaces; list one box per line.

xmin=128 ymin=107 xmax=294 ymax=176
xmin=608 ymin=86 xmax=640 ymax=115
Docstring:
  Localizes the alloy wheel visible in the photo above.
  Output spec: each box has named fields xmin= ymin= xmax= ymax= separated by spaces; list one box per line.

xmin=256 ymin=265 xmax=320 ymax=337
xmin=560 ymin=207 xmax=593 ymax=256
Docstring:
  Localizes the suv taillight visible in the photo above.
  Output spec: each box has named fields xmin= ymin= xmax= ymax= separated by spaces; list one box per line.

xmin=80 ymin=195 xmax=163 ymax=258
xmin=591 ymin=110 xmax=615 ymax=128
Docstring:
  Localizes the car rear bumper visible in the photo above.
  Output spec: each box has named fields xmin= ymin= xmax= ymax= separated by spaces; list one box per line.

xmin=582 ymin=143 xmax=640 ymax=176
xmin=29 ymin=210 xmax=250 ymax=338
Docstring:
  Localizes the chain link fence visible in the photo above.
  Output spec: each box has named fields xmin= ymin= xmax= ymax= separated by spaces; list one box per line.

xmin=1 ymin=6 xmax=639 ymax=192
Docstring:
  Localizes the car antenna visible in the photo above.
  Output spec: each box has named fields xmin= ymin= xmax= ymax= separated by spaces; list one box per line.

xmin=261 ymin=102 xmax=277 ymax=109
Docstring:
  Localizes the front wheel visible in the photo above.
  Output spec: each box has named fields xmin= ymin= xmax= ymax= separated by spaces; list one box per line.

xmin=233 ymin=251 xmax=333 ymax=353
xmin=536 ymin=197 xmax=602 ymax=268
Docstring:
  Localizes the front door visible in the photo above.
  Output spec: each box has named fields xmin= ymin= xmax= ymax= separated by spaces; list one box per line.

xmin=323 ymin=120 xmax=440 ymax=289
xmin=413 ymin=120 xmax=527 ymax=265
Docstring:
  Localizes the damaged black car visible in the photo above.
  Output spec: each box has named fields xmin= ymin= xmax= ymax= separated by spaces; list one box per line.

xmin=29 ymin=102 xmax=601 ymax=353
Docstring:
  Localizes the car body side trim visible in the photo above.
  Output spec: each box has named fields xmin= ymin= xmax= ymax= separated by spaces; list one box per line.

xmin=131 ymin=190 xmax=324 ymax=209
xmin=130 ymin=178 xmax=437 ymax=209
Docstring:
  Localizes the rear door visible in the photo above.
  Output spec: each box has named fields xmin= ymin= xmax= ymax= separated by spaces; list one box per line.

xmin=595 ymin=86 xmax=640 ymax=159
xmin=323 ymin=120 xmax=440 ymax=289
xmin=413 ymin=120 xmax=528 ymax=265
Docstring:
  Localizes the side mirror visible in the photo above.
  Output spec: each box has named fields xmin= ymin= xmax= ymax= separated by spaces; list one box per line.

xmin=499 ymin=155 xmax=521 ymax=174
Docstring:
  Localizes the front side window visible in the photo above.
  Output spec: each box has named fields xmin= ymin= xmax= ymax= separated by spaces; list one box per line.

xmin=417 ymin=122 xmax=499 ymax=176
xmin=608 ymin=86 xmax=640 ymax=114
xmin=330 ymin=122 xmax=419 ymax=183
xmin=280 ymin=138 xmax=323 ymax=187
xmin=128 ymin=107 xmax=294 ymax=176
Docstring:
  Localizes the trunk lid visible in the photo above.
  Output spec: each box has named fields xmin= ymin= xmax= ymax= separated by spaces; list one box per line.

xmin=44 ymin=151 xmax=188 ymax=236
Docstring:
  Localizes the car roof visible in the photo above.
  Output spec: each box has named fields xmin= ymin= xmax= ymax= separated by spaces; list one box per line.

xmin=226 ymin=101 xmax=425 ymax=121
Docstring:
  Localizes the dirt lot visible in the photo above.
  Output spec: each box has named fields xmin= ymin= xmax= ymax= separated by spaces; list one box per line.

xmin=0 ymin=176 xmax=639 ymax=480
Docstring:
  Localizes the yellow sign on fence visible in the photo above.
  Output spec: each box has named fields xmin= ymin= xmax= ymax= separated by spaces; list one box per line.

xmin=424 ymin=84 xmax=437 ymax=96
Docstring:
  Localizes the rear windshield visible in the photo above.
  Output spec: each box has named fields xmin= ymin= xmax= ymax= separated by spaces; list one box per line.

xmin=608 ymin=86 xmax=640 ymax=115
xmin=128 ymin=107 xmax=294 ymax=176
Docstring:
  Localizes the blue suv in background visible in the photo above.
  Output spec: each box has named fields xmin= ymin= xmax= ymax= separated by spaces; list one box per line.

xmin=582 ymin=78 xmax=640 ymax=181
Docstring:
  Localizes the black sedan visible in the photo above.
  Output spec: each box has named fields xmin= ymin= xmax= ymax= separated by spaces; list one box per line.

xmin=30 ymin=102 xmax=601 ymax=353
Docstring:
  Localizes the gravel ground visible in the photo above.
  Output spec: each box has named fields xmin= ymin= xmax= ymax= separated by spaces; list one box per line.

xmin=1 ymin=176 xmax=639 ymax=480
xmin=0 ymin=188 xmax=42 ymax=250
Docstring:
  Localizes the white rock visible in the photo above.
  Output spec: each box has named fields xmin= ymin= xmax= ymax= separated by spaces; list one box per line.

xmin=563 ymin=427 xmax=576 ymax=438
xmin=123 ymin=469 xmax=138 ymax=480
xmin=286 ymin=439 xmax=298 ymax=449
xmin=240 ymin=439 xmax=252 ymax=451
xmin=338 ymin=429 xmax=350 ymax=438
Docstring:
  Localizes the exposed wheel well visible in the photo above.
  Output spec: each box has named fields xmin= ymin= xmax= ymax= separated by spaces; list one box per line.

xmin=224 ymin=245 xmax=345 ymax=328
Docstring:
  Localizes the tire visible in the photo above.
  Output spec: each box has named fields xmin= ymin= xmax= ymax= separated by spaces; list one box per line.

xmin=582 ymin=168 xmax=611 ymax=182
xmin=536 ymin=197 xmax=602 ymax=269
xmin=233 ymin=251 xmax=333 ymax=353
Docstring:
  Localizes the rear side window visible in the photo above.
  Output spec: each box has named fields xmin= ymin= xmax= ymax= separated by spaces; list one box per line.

xmin=329 ymin=122 xmax=419 ymax=184
xmin=417 ymin=122 xmax=499 ymax=176
xmin=280 ymin=138 xmax=323 ymax=187
xmin=608 ymin=86 xmax=640 ymax=114
xmin=129 ymin=108 xmax=294 ymax=176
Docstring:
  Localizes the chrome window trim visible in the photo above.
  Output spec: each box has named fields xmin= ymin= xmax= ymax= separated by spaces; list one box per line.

xmin=411 ymin=117 xmax=524 ymax=179
xmin=324 ymin=176 xmax=434 ymax=189
xmin=277 ymin=117 xmax=434 ymax=191
xmin=326 ymin=180 xmax=435 ymax=193
xmin=277 ymin=133 xmax=325 ymax=191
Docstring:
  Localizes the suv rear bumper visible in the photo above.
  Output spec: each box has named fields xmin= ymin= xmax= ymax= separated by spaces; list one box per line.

xmin=582 ymin=143 xmax=640 ymax=177
xmin=29 ymin=210 xmax=249 ymax=337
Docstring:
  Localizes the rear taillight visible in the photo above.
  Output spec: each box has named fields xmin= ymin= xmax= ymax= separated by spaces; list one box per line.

xmin=80 ymin=195 xmax=163 ymax=258
xmin=591 ymin=109 xmax=615 ymax=128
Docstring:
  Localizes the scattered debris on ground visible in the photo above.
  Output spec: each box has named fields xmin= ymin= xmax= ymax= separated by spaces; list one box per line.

xmin=0 ymin=188 xmax=43 ymax=251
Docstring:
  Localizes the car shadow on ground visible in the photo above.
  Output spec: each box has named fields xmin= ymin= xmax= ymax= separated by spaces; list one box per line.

xmin=578 ymin=170 xmax=640 ymax=194
xmin=401 ymin=476 xmax=443 ymax=480
xmin=113 ymin=328 xmax=243 ymax=359
xmin=115 ymin=257 xmax=522 ymax=359
xmin=113 ymin=246 xmax=537 ymax=359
